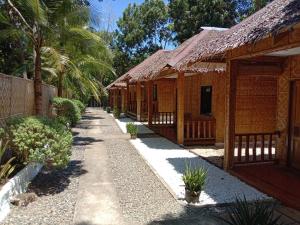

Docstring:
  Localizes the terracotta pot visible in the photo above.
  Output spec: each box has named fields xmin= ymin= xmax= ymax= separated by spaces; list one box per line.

xmin=185 ymin=189 xmax=201 ymax=203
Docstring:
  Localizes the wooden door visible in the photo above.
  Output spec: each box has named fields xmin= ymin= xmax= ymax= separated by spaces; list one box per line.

xmin=290 ymin=81 xmax=300 ymax=170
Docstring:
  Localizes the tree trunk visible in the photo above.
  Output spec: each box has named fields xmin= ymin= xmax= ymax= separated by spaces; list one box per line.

xmin=34 ymin=45 xmax=43 ymax=115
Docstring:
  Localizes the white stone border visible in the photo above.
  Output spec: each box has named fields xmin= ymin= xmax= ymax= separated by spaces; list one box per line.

xmin=0 ymin=163 xmax=42 ymax=222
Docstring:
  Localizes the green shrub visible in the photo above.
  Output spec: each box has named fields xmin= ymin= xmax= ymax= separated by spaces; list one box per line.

xmin=126 ymin=122 xmax=138 ymax=138
xmin=52 ymin=97 xmax=81 ymax=126
xmin=6 ymin=116 xmax=72 ymax=168
xmin=182 ymin=164 xmax=207 ymax=194
xmin=106 ymin=107 xmax=111 ymax=113
xmin=0 ymin=129 xmax=16 ymax=182
xmin=219 ymin=196 xmax=283 ymax=225
xmin=113 ymin=107 xmax=120 ymax=118
xmin=0 ymin=139 xmax=15 ymax=183
xmin=0 ymin=128 xmax=4 ymax=139
xmin=72 ymin=99 xmax=85 ymax=114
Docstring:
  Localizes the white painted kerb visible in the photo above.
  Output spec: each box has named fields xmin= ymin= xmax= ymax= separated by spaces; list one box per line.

xmin=0 ymin=163 xmax=42 ymax=222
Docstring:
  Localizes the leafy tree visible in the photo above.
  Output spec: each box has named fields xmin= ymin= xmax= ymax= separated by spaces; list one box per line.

xmin=169 ymin=0 xmax=237 ymax=43
xmin=112 ymin=0 xmax=172 ymax=76
xmin=0 ymin=0 xmax=114 ymax=108
xmin=235 ymin=0 xmax=273 ymax=21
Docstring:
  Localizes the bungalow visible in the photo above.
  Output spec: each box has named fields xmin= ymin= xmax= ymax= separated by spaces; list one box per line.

xmin=180 ymin=0 xmax=300 ymax=209
xmin=107 ymin=0 xmax=300 ymax=209
xmin=107 ymin=77 xmax=127 ymax=112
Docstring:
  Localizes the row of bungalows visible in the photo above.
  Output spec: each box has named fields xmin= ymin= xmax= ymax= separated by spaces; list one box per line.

xmin=108 ymin=0 xmax=300 ymax=209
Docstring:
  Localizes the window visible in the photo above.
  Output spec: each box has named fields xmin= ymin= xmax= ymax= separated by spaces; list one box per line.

xmin=153 ymin=84 xmax=158 ymax=101
xmin=200 ymin=86 xmax=212 ymax=115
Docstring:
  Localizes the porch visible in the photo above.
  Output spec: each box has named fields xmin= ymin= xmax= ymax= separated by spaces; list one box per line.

xmin=221 ymin=52 xmax=300 ymax=209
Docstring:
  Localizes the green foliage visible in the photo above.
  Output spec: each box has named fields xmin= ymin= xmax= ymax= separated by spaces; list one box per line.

xmin=126 ymin=122 xmax=138 ymax=137
xmin=6 ymin=116 xmax=72 ymax=168
xmin=106 ymin=107 xmax=111 ymax=113
xmin=112 ymin=0 xmax=172 ymax=76
xmin=53 ymin=97 xmax=81 ymax=126
xmin=0 ymin=0 xmax=114 ymax=101
xmin=219 ymin=196 xmax=284 ymax=225
xmin=0 ymin=128 xmax=4 ymax=139
xmin=182 ymin=163 xmax=207 ymax=193
xmin=113 ymin=107 xmax=120 ymax=119
xmin=72 ymin=99 xmax=86 ymax=114
xmin=0 ymin=133 xmax=15 ymax=182
xmin=169 ymin=0 xmax=237 ymax=43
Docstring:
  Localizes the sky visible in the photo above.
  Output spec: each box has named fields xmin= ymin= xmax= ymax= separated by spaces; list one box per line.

xmin=89 ymin=0 xmax=168 ymax=31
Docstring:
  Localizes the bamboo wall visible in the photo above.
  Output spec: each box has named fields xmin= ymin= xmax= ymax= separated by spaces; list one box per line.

xmin=0 ymin=73 xmax=57 ymax=127
xmin=128 ymin=85 xmax=136 ymax=102
xmin=184 ymin=72 xmax=226 ymax=143
xmin=235 ymin=75 xmax=277 ymax=134
xmin=276 ymin=55 xmax=300 ymax=164
xmin=155 ymin=79 xmax=176 ymax=113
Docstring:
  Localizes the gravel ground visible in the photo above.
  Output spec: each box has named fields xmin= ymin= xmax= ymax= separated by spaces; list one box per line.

xmin=2 ymin=145 xmax=85 ymax=225
xmin=102 ymin=111 xmax=219 ymax=225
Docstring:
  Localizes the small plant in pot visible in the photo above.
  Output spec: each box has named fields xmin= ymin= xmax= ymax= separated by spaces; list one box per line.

xmin=126 ymin=122 xmax=138 ymax=139
xmin=182 ymin=163 xmax=207 ymax=203
xmin=113 ymin=107 xmax=120 ymax=118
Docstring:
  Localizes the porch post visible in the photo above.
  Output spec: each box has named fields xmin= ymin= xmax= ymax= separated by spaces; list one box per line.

xmin=113 ymin=89 xmax=118 ymax=109
xmin=147 ymin=81 xmax=153 ymax=126
xmin=136 ymin=82 xmax=142 ymax=121
xmin=126 ymin=81 xmax=129 ymax=114
xmin=224 ymin=60 xmax=238 ymax=171
xmin=177 ymin=72 xmax=185 ymax=145
xmin=121 ymin=88 xmax=126 ymax=113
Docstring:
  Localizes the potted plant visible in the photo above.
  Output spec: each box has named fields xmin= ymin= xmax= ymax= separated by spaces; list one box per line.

xmin=126 ymin=122 xmax=138 ymax=139
xmin=113 ymin=107 xmax=120 ymax=118
xmin=182 ymin=164 xmax=207 ymax=203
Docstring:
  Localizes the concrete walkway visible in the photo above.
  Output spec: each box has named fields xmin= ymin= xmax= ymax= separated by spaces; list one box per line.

xmin=73 ymin=108 xmax=126 ymax=225
xmin=115 ymin=117 xmax=270 ymax=205
xmin=72 ymin=109 xmax=300 ymax=225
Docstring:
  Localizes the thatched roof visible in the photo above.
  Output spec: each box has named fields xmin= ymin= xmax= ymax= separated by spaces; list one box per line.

xmin=106 ymin=75 xmax=127 ymax=90
xmin=178 ymin=0 xmax=300 ymax=67
xmin=126 ymin=29 xmax=226 ymax=82
xmin=126 ymin=50 xmax=173 ymax=82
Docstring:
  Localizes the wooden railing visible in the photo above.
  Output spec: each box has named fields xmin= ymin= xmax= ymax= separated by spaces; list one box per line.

xmin=152 ymin=112 xmax=176 ymax=125
xmin=234 ymin=132 xmax=279 ymax=164
xmin=127 ymin=101 xmax=137 ymax=115
xmin=184 ymin=117 xmax=216 ymax=145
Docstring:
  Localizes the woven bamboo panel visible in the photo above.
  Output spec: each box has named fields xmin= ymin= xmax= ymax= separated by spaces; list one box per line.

xmin=235 ymin=76 xmax=277 ymax=134
xmin=276 ymin=58 xmax=293 ymax=163
xmin=291 ymin=55 xmax=300 ymax=78
xmin=156 ymin=79 xmax=176 ymax=112
xmin=184 ymin=72 xmax=226 ymax=142
xmin=0 ymin=73 xmax=57 ymax=127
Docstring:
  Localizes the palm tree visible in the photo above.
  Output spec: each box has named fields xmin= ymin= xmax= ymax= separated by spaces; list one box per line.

xmin=5 ymin=0 xmax=58 ymax=115
xmin=2 ymin=0 xmax=115 ymax=109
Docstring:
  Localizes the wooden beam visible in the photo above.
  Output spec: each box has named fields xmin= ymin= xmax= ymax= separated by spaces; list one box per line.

xmin=177 ymin=71 xmax=185 ymax=145
xmin=238 ymin=63 xmax=283 ymax=76
xmin=228 ymin=26 xmax=300 ymax=60
xmin=121 ymin=88 xmax=126 ymax=113
xmin=113 ymin=89 xmax=118 ymax=109
xmin=224 ymin=60 xmax=238 ymax=170
xmin=126 ymin=81 xmax=129 ymax=114
xmin=136 ymin=82 xmax=142 ymax=121
xmin=147 ymin=81 xmax=153 ymax=125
